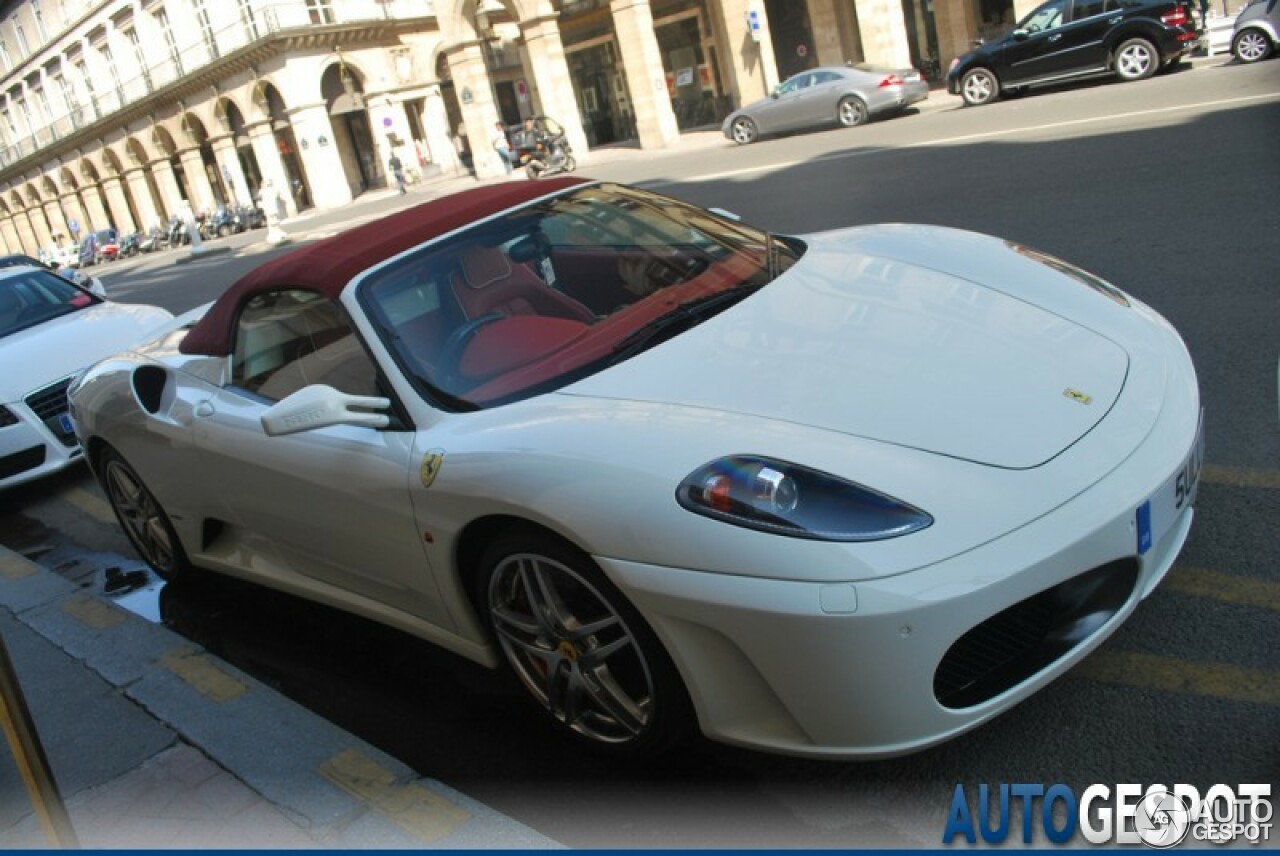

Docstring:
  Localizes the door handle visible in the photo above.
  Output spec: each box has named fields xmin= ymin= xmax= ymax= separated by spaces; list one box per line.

xmin=1109 ymin=15 xmax=1122 ymax=23
xmin=194 ymin=400 xmax=214 ymax=418
xmin=1049 ymin=33 xmax=1062 ymax=41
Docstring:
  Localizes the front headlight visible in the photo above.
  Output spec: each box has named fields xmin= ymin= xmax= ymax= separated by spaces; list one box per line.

xmin=676 ymin=455 xmax=932 ymax=541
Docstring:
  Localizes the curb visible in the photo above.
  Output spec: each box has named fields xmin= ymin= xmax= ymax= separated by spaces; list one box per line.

xmin=0 ymin=545 xmax=560 ymax=849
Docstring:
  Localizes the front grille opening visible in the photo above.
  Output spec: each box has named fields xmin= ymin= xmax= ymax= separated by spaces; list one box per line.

xmin=0 ymin=446 xmax=47 ymax=479
xmin=934 ymin=559 xmax=1139 ymax=709
xmin=25 ymin=375 xmax=76 ymax=447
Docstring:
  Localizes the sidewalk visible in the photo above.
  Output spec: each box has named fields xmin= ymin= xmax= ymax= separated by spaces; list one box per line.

xmin=0 ymin=544 xmax=560 ymax=849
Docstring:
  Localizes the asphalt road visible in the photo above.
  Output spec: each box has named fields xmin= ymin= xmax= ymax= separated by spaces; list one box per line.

xmin=3 ymin=58 xmax=1277 ymax=847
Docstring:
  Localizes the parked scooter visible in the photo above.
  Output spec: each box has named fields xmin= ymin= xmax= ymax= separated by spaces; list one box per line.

xmin=513 ymin=116 xmax=577 ymax=180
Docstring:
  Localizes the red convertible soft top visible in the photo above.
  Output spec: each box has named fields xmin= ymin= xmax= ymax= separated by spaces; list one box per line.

xmin=179 ymin=176 xmax=588 ymax=357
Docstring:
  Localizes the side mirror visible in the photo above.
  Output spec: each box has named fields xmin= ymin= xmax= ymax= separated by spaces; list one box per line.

xmin=1010 ymin=28 xmax=1028 ymax=40
xmin=769 ymin=88 xmax=780 ymax=99
xmin=260 ymin=384 xmax=391 ymax=437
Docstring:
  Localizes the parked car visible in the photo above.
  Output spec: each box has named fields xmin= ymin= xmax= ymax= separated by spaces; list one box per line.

xmin=76 ymin=232 xmax=98 ymax=267
xmin=0 ymin=264 xmax=172 ymax=489
xmin=947 ymin=0 xmax=1199 ymax=106
xmin=0 ymin=253 xmax=105 ymax=297
xmin=70 ymin=178 xmax=1201 ymax=758
xmin=1231 ymin=0 xmax=1279 ymax=61
xmin=722 ymin=64 xmax=929 ymax=144
xmin=94 ymin=228 xmax=120 ymax=262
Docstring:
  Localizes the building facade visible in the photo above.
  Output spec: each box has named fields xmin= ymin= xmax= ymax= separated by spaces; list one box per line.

xmin=0 ymin=0 xmax=1033 ymax=257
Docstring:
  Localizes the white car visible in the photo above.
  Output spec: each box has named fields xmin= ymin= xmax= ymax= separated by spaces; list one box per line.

xmin=1 ymin=265 xmax=173 ymax=489
xmin=69 ymin=179 xmax=1201 ymax=758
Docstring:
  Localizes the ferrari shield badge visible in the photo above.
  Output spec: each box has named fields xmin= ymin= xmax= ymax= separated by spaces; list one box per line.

xmin=1063 ymin=388 xmax=1093 ymax=405
xmin=420 ymin=449 xmax=446 ymax=488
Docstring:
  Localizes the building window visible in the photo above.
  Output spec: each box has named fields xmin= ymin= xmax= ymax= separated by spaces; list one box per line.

xmin=54 ymin=74 xmax=78 ymax=126
xmin=193 ymin=0 xmax=218 ymax=58
xmin=238 ymin=0 xmax=259 ymax=40
xmin=75 ymin=59 xmax=97 ymax=117
xmin=306 ymin=0 xmax=335 ymax=25
xmin=123 ymin=27 xmax=151 ymax=91
xmin=32 ymin=1 xmax=48 ymax=42
xmin=0 ymin=40 xmax=11 ymax=71
xmin=154 ymin=9 xmax=183 ymax=76
xmin=14 ymin=22 xmax=30 ymax=56
xmin=100 ymin=44 xmax=124 ymax=101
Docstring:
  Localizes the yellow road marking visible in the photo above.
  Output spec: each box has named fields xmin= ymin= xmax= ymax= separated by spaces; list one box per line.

xmin=0 ymin=552 xmax=36 ymax=581
xmin=158 ymin=647 xmax=249 ymax=703
xmin=1201 ymin=464 xmax=1280 ymax=490
xmin=1078 ymin=651 xmax=1280 ymax=707
xmin=1167 ymin=566 xmax=1280 ymax=612
xmin=62 ymin=596 xmax=127 ymax=630
xmin=319 ymin=748 xmax=470 ymax=842
xmin=63 ymin=486 xmax=117 ymax=524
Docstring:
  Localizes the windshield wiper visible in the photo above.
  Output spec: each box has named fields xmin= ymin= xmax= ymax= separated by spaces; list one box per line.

xmin=609 ymin=285 xmax=760 ymax=363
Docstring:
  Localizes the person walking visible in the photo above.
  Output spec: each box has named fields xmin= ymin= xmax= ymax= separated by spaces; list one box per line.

xmin=388 ymin=153 xmax=407 ymax=194
xmin=492 ymin=122 xmax=515 ymax=175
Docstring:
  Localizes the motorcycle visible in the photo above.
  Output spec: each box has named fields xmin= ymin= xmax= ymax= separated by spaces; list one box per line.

xmin=514 ymin=116 xmax=577 ymax=180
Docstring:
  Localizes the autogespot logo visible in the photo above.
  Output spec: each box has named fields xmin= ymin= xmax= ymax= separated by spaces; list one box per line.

xmin=942 ymin=783 xmax=1272 ymax=847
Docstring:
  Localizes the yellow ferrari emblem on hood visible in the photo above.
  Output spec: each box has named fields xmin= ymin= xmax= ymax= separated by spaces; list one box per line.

xmin=420 ymin=449 xmax=446 ymax=488
xmin=1063 ymin=388 xmax=1093 ymax=405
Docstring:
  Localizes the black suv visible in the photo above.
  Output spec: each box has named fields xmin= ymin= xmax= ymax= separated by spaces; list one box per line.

xmin=947 ymin=0 xmax=1198 ymax=106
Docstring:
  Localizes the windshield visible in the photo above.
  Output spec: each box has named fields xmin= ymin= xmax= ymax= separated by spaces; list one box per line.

xmin=0 ymin=268 xmax=99 ymax=338
xmin=358 ymin=183 xmax=800 ymax=409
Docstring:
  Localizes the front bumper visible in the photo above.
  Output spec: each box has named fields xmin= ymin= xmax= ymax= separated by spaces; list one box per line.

xmin=597 ymin=405 xmax=1200 ymax=758
xmin=1 ymin=375 xmax=84 ymax=490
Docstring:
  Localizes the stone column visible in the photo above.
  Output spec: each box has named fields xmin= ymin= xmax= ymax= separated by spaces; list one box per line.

xmin=176 ymin=147 xmax=217 ymax=215
xmin=420 ymin=84 xmax=461 ymax=173
xmin=609 ymin=0 xmax=679 ymax=148
xmin=13 ymin=211 xmax=40 ymax=255
xmin=808 ymin=0 xmax=850 ymax=66
xmin=246 ymin=121 xmax=298 ymax=218
xmin=286 ymin=103 xmax=352 ymax=210
xmin=0 ymin=217 xmax=22 ymax=254
xmin=42 ymin=199 xmax=71 ymax=244
xmin=519 ymin=16 xmax=591 ymax=160
xmin=80 ymin=186 xmax=112 ymax=232
xmin=934 ymin=0 xmax=982 ymax=68
xmin=101 ymin=176 xmax=137 ymax=234
xmin=124 ymin=166 xmax=162 ymax=231
xmin=25 ymin=205 xmax=54 ymax=249
xmin=59 ymin=193 xmax=91 ymax=242
xmin=210 ymin=136 xmax=252 ymax=207
xmin=709 ymin=0 xmax=779 ymax=106
xmin=852 ymin=0 xmax=914 ymax=68
xmin=148 ymin=158 xmax=185 ymax=222
xmin=445 ymin=41 xmax=508 ymax=180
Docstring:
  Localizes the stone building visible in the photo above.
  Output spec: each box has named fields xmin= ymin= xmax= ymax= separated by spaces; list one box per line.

xmin=0 ymin=0 xmax=1036 ymax=256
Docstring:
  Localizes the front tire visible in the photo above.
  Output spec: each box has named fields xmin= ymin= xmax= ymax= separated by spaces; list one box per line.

xmin=960 ymin=68 xmax=1000 ymax=106
xmin=1233 ymin=29 xmax=1273 ymax=63
xmin=729 ymin=116 xmax=758 ymax=145
xmin=476 ymin=529 xmax=690 ymax=754
xmin=1114 ymin=38 xmax=1159 ymax=81
xmin=99 ymin=447 xmax=193 ymax=581
xmin=837 ymin=96 xmax=869 ymax=127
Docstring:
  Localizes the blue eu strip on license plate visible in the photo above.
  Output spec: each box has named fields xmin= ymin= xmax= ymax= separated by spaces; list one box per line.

xmin=1136 ymin=500 xmax=1152 ymax=555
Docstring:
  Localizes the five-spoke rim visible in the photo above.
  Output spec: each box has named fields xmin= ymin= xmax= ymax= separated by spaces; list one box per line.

xmin=963 ymin=71 xmax=995 ymax=104
xmin=104 ymin=460 xmax=175 ymax=570
xmin=731 ymin=118 xmax=755 ymax=144
xmin=839 ymin=98 xmax=867 ymax=126
xmin=1236 ymin=31 xmax=1267 ymax=62
xmin=1117 ymin=44 xmax=1153 ymax=77
xmin=488 ymin=554 xmax=654 ymax=743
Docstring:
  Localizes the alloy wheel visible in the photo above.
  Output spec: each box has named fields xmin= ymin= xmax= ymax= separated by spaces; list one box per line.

xmin=487 ymin=553 xmax=655 ymax=744
xmin=961 ymin=69 xmax=998 ymax=106
xmin=731 ymin=117 xmax=757 ymax=145
xmin=1115 ymin=39 xmax=1157 ymax=80
xmin=1233 ymin=31 xmax=1271 ymax=63
xmin=104 ymin=459 xmax=177 ymax=572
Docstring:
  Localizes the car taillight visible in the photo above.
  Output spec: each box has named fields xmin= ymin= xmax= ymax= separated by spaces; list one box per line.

xmin=879 ymin=74 xmax=904 ymax=88
xmin=1161 ymin=6 xmax=1189 ymax=25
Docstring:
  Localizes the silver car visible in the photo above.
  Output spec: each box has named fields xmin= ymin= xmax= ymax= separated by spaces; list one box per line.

xmin=722 ymin=64 xmax=929 ymax=145
xmin=1232 ymin=0 xmax=1278 ymax=62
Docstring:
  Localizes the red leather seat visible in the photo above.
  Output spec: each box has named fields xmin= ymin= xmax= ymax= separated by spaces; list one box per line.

xmin=451 ymin=245 xmax=594 ymax=324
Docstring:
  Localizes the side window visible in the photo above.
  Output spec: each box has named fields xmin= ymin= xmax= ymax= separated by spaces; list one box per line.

xmin=1022 ymin=0 xmax=1068 ymax=30
xmin=811 ymin=71 xmax=842 ymax=85
xmin=230 ymin=289 xmax=379 ymax=402
xmin=1072 ymin=0 xmax=1106 ymax=19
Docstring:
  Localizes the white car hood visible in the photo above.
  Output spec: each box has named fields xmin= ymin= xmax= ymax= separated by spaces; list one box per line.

xmin=1 ymin=301 xmax=174 ymax=401
xmin=563 ymin=227 xmax=1130 ymax=469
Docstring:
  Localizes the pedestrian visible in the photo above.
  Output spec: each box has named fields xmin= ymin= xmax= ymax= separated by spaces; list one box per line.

xmin=389 ymin=152 xmax=407 ymax=194
xmin=492 ymin=121 xmax=514 ymax=175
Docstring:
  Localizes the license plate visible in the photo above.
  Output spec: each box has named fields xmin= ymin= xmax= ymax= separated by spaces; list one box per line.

xmin=1137 ymin=416 xmax=1204 ymax=555
xmin=57 ymin=412 xmax=74 ymax=435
